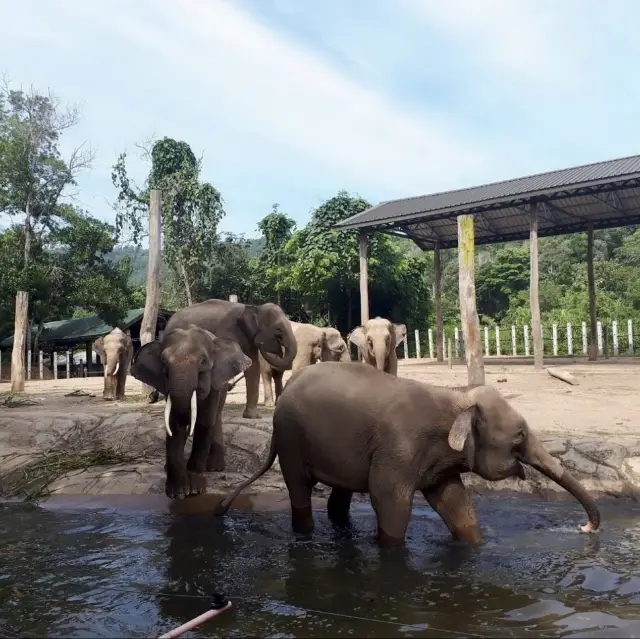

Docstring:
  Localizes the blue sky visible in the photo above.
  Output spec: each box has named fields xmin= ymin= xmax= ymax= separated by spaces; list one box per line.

xmin=2 ymin=0 xmax=640 ymax=240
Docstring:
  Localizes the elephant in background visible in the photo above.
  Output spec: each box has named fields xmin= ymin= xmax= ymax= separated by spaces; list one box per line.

xmin=215 ymin=361 xmax=600 ymax=547
xmin=348 ymin=317 xmax=407 ymax=375
xmin=159 ymin=299 xmax=297 ymax=419
xmin=92 ymin=327 xmax=133 ymax=400
xmin=260 ymin=322 xmax=350 ymax=407
xmin=130 ymin=324 xmax=252 ymax=498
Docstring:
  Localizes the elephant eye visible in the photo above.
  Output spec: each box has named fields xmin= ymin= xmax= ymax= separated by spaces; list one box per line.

xmin=513 ymin=429 xmax=526 ymax=446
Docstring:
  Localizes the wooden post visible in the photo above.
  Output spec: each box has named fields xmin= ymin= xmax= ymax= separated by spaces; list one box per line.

xmin=359 ymin=231 xmax=369 ymax=325
xmin=587 ymin=223 xmax=597 ymax=361
xmin=434 ymin=246 xmax=444 ymax=362
xmin=66 ymin=350 xmax=70 ymax=378
xmin=447 ymin=338 xmax=452 ymax=369
xmin=414 ymin=329 xmax=421 ymax=359
xmin=484 ymin=326 xmax=489 ymax=355
xmin=552 ymin=323 xmax=558 ymax=356
xmin=39 ymin=350 xmax=43 ymax=380
xmin=27 ymin=350 xmax=32 ymax=380
xmin=529 ymin=201 xmax=543 ymax=370
xmin=524 ymin=325 xmax=530 ymax=356
xmin=140 ymin=189 xmax=162 ymax=398
xmin=457 ymin=214 xmax=485 ymax=385
xmin=454 ymin=326 xmax=460 ymax=359
xmin=567 ymin=323 xmax=573 ymax=355
xmin=229 ymin=294 xmax=238 ymax=303
xmin=53 ymin=351 xmax=58 ymax=379
xmin=612 ymin=320 xmax=619 ymax=356
xmin=628 ymin=319 xmax=634 ymax=354
xmin=582 ymin=321 xmax=588 ymax=355
xmin=511 ymin=325 xmax=517 ymax=356
xmin=403 ymin=337 xmax=409 ymax=359
xmin=427 ymin=328 xmax=434 ymax=359
xmin=495 ymin=326 xmax=501 ymax=357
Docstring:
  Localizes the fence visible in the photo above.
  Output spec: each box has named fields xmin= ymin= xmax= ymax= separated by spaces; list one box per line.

xmin=397 ymin=318 xmax=640 ymax=361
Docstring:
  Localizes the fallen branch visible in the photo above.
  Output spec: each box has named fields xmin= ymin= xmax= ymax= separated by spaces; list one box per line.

xmin=547 ymin=368 xmax=579 ymax=385
xmin=0 ymin=394 xmax=42 ymax=408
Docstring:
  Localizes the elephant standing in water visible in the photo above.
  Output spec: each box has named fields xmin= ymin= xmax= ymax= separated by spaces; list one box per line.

xmin=260 ymin=322 xmax=350 ymax=407
xmin=215 ymin=362 xmax=600 ymax=547
xmin=130 ymin=324 xmax=252 ymax=498
xmin=92 ymin=327 xmax=133 ymax=400
xmin=159 ymin=299 xmax=297 ymax=418
xmin=348 ymin=317 xmax=406 ymax=375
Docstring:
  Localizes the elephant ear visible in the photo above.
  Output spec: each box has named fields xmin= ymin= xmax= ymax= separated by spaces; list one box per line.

xmin=237 ymin=305 xmax=260 ymax=341
xmin=130 ymin=341 xmax=168 ymax=395
xmin=210 ymin=338 xmax=253 ymax=391
xmin=348 ymin=327 xmax=366 ymax=349
xmin=93 ymin=337 xmax=106 ymax=360
xmin=393 ymin=323 xmax=407 ymax=346
xmin=448 ymin=405 xmax=476 ymax=451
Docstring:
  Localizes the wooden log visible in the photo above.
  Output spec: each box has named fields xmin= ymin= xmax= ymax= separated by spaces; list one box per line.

xmin=529 ymin=201 xmax=543 ymax=370
xmin=359 ymin=231 xmax=369 ymax=325
xmin=434 ymin=246 xmax=444 ymax=362
xmin=457 ymin=214 xmax=485 ymax=385
xmin=447 ymin=338 xmax=452 ymax=369
xmin=587 ymin=223 xmax=598 ymax=361
xmin=547 ymin=367 xmax=579 ymax=385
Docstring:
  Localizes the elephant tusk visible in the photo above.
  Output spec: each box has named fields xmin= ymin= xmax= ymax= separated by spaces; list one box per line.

xmin=113 ymin=361 xmax=119 ymax=376
xmin=189 ymin=390 xmax=197 ymax=438
xmin=164 ymin=394 xmax=173 ymax=437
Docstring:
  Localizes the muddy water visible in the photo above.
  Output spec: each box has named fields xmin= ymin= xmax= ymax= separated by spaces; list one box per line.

xmin=1 ymin=493 xmax=640 ymax=638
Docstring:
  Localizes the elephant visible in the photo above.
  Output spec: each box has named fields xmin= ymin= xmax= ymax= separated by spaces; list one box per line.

xmin=129 ymin=324 xmax=252 ymax=499
xmin=158 ymin=299 xmax=298 ymax=419
xmin=260 ymin=322 xmax=350 ymax=407
xmin=92 ymin=327 xmax=133 ymax=400
xmin=214 ymin=361 xmax=600 ymax=547
xmin=347 ymin=317 xmax=407 ymax=375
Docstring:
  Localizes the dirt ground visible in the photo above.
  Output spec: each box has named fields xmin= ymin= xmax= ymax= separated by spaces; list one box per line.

xmin=3 ymin=357 xmax=639 ymax=438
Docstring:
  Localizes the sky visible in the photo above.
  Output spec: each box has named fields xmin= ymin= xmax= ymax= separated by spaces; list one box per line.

xmin=2 ymin=0 xmax=640 ymax=240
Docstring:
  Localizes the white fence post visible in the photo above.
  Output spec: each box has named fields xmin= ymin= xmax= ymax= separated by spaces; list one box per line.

xmin=484 ymin=326 xmax=489 ymax=356
xmin=53 ymin=352 xmax=58 ymax=379
xmin=66 ymin=350 xmax=71 ymax=379
xmin=27 ymin=350 xmax=32 ymax=380
xmin=552 ymin=323 xmax=558 ymax=356
xmin=524 ymin=325 xmax=530 ymax=357
xmin=403 ymin=335 xmax=409 ymax=359
xmin=39 ymin=350 xmax=43 ymax=380
xmin=495 ymin=327 xmax=501 ymax=357
xmin=229 ymin=294 xmax=238 ymax=303
xmin=415 ymin=329 xmax=421 ymax=359
xmin=567 ymin=323 xmax=573 ymax=356
xmin=582 ymin=321 xmax=587 ymax=355
xmin=612 ymin=320 xmax=619 ymax=356
xmin=597 ymin=321 xmax=603 ymax=355
xmin=442 ymin=330 xmax=446 ymax=359
xmin=628 ymin=319 xmax=634 ymax=355
xmin=427 ymin=328 xmax=433 ymax=359
xmin=454 ymin=326 xmax=460 ymax=359
xmin=511 ymin=325 xmax=517 ymax=356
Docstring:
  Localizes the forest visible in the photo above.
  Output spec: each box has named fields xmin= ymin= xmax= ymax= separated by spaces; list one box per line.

xmin=2 ymin=80 xmax=640 ymax=359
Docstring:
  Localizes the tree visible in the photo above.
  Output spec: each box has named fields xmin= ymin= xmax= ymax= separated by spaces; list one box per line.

xmin=0 ymin=81 xmax=93 ymax=391
xmin=111 ymin=136 xmax=225 ymax=306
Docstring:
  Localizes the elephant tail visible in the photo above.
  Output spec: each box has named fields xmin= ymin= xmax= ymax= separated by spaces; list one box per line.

xmin=213 ymin=435 xmax=278 ymax=517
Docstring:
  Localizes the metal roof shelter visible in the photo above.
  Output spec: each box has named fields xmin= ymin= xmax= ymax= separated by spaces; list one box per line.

xmin=334 ymin=153 xmax=640 ymax=382
xmin=334 ymin=154 xmax=640 ymax=249
xmin=0 ymin=307 xmax=174 ymax=350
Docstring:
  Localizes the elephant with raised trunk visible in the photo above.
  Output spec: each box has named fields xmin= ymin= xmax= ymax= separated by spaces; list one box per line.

xmin=348 ymin=317 xmax=406 ymax=375
xmin=130 ymin=324 xmax=252 ymax=498
xmin=215 ymin=362 xmax=600 ymax=547
xmin=157 ymin=299 xmax=297 ymax=419
xmin=260 ymin=322 xmax=350 ymax=407
xmin=92 ymin=327 xmax=133 ymax=400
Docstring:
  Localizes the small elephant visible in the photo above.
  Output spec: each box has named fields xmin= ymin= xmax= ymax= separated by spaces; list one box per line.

xmin=214 ymin=361 xmax=600 ymax=547
xmin=159 ymin=299 xmax=297 ymax=419
xmin=92 ymin=327 xmax=133 ymax=400
xmin=347 ymin=317 xmax=407 ymax=375
xmin=130 ymin=324 xmax=252 ymax=499
xmin=260 ymin=322 xmax=350 ymax=407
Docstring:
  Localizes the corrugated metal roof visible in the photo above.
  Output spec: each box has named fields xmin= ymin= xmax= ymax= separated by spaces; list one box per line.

xmin=334 ymin=154 xmax=640 ymax=234
xmin=0 ymin=308 xmax=174 ymax=349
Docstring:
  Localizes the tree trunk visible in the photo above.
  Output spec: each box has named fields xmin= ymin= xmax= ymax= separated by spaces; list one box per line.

xmin=140 ymin=189 xmax=162 ymax=399
xmin=434 ymin=246 xmax=444 ymax=362
xmin=359 ymin=232 xmax=369 ymax=325
xmin=178 ymin=260 xmax=193 ymax=306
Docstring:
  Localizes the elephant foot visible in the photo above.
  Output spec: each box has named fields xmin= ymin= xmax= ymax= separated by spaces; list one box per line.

xmin=263 ymin=399 xmax=275 ymax=408
xmin=376 ymin=528 xmax=405 ymax=548
xmin=115 ymin=393 xmax=125 ymax=401
xmin=102 ymin=395 xmax=115 ymax=401
xmin=165 ymin=471 xmax=207 ymax=499
xmin=243 ymin=406 xmax=260 ymax=419
xmin=291 ymin=505 xmax=314 ymax=535
xmin=206 ymin=454 xmax=226 ymax=473
xmin=327 ymin=487 xmax=353 ymax=527
xmin=147 ymin=390 xmax=160 ymax=404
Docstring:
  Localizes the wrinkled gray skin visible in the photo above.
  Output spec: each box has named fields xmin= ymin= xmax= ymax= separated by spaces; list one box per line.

xmin=348 ymin=317 xmax=406 ymax=375
xmin=215 ymin=362 xmax=600 ymax=547
xmin=260 ymin=322 xmax=350 ymax=407
xmin=130 ymin=325 xmax=252 ymax=499
xmin=158 ymin=299 xmax=297 ymax=419
xmin=93 ymin=328 xmax=133 ymax=400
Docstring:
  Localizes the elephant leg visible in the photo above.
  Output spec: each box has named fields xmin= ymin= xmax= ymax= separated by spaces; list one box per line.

xmin=102 ymin=373 xmax=115 ymax=400
xmin=368 ymin=466 xmax=413 ymax=548
xmin=279 ymin=452 xmax=316 ymax=535
xmin=327 ymin=487 xmax=353 ymax=527
xmin=115 ymin=363 xmax=127 ymax=400
xmin=243 ymin=353 xmax=260 ymax=419
xmin=165 ymin=427 xmax=192 ymax=499
xmin=261 ymin=366 xmax=275 ymax=407
xmin=386 ymin=350 xmax=398 ymax=376
xmin=206 ymin=389 xmax=227 ymax=472
xmin=422 ymin=475 xmax=482 ymax=544
xmin=273 ymin=370 xmax=284 ymax=404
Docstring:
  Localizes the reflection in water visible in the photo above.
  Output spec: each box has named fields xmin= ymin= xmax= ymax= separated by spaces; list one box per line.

xmin=1 ymin=495 xmax=640 ymax=637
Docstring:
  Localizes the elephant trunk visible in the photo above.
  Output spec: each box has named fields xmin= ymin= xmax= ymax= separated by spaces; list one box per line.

xmin=260 ymin=322 xmax=298 ymax=370
xmin=164 ymin=372 xmax=198 ymax=438
xmin=373 ymin=343 xmax=387 ymax=371
xmin=339 ymin=348 xmax=351 ymax=363
xmin=104 ymin=355 xmax=119 ymax=377
xmin=522 ymin=432 xmax=600 ymax=533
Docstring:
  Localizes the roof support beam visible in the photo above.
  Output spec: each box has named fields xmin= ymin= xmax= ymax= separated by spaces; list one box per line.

xmin=359 ymin=231 xmax=369 ymax=326
xmin=434 ymin=245 xmax=444 ymax=363
xmin=529 ymin=201 xmax=543 ymax=370
xmin=587 ymin=223 xmax=598 ymax=361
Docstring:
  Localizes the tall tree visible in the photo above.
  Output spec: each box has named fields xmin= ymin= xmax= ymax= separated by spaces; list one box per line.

xmin=0 ymin=81 xmax=93 ymax=391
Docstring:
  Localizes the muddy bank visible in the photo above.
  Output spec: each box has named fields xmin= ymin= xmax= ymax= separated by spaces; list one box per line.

xmin=1 ymin=396 xmax=639 ymax=502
